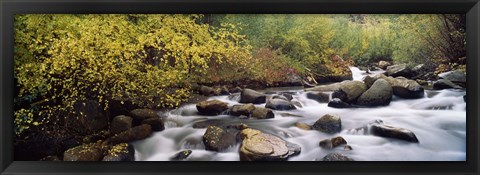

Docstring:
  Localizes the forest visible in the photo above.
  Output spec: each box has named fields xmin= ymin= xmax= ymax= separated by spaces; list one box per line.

xmin=14 ymin=14 xmax=466 ymax=161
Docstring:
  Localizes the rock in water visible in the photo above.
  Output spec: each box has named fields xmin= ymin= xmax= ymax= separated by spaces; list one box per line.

xmin=239 ymin=89 xmax=266 ymax=104
xmin=110 ymin=115 xmax=133 ymax=134
xmin=357 ymin=79 xmax=392 ymax=106
xmin=433 ymin=79 xmax=462 ymax=90
xmin=239 ymin=128 xmax=301 ymax=161
xmin=306 ymin=92 xmax=330 ymax=103
xmin=438 ymin=70 xmax=466 ymax=87
xmin=108 ymin=124 xmax=153 ymax=145
xmin=265 ymin=98 xmax=296 ymax=110
xmin=391 ymin=78 xmax=425 ymax=99
xmin=102 ymin=143 xmax=135 ymax=161
xmin=370 ymin=123 xmax=419 ymax=143
xmin=170 ymin=150 xmax=193 ymax=161
xmin=230 ymin=104 xmax=256 ymax=116
xmin=295 ymin=122 xmax=311 ymax=130
xmin=63 ymin=143 xmax=105 ymax=161
xmin=319 ymin=136 xmax=347 ymax=149
xmin=332 ymin=80 xmax=367 ymax=102
xmin=199 ymin=85 xmax=215 ymax=96
xmin=378 ymin=61 xmax=391 ymax=70
xmin=129 ymin=109 xmax=159 ymax=124
xmin=386 ymin=64 xmax=413 ymax=78
xmin=251 ymin=107 xmax=275 ymax=119
xmin=141 ymin=118 xmax=165 ymax=131
xmin=320 ymin=153 xmax=354 ymax=161
xmin=203 ymin=126 xmax=237 ymax=152
xmin=312 ymin=114 xmax=342 ymax=134
xmin=196 ymin=100 xmax=229 ymax=115
xmin=328 ymin=98 xmax=351 ymax=108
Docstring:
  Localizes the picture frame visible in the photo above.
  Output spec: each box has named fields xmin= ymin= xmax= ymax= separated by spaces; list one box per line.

xmin=1 ymin=0 xmax=478 ymax=174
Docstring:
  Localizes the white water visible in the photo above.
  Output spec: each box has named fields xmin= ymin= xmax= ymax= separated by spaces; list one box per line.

xmin=133 ymin=67 xmax=466 ymax=161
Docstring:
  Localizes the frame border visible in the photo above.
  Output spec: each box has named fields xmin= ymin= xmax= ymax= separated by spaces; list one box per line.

xmin=1 ymin=0 xmax=479 ymax=175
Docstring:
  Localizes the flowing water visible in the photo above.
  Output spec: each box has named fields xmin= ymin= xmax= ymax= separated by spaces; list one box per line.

xmin=133 ymin=67 xmax=466 ymax=161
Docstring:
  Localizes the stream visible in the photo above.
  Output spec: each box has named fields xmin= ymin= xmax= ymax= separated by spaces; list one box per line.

xmin=132 ymin=67 xmax=466 ymax=161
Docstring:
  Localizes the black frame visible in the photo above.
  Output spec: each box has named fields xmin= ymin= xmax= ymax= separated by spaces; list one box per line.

xmin=1 ymin=0 xmax=479 ymax=174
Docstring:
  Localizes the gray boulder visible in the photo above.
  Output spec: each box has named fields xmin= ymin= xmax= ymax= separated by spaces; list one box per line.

xmin=391 ymin=78 xmax=425 ymax=99
xmin=265 ymin=98 xmax=296 ymax=111
xmin=230 ymin=104 xmax=256 ymax=116
xmin=239 ymin=128 xmax=300 ymax=161
xmin=312 ymin=114 xmax=342 ymax=134
xmin=438 ymin=70 xmax=466 ymax=87
xmin=251 ymin=107 xmax=275 ymax=119
xmin=357 ymin=79 xmax=392 ymax=106
xmin=196 ymin=100 xmax=229 ymax=115
xmin=63 ymin=143 xmax=105 ymax=161
xmin=433 ymin=79 xmax=462 ymax=90
xmin=203 ymin=126 xmax=237 ymax=152
xmin=328 ymin=98 xmax=351 ymax=108
xmin=306 ymin=92 xmax=330 ymax=103
xmin=386 ymin=64 xmax=413 ymax=78
xmin=170 ymin=150 xmax=192 ymax=161
xmin=129 ymin=109 xmax=159 ymax=124
xmin=320 ymin=153 xmax=354 ymax=161
xmin=141 ymin=118 xmax=165 ymax=131
xmin=110 ymin=115 xmax=133 ymax=134
xmin=370 ymin=123 xmax=419 ymax=143
xmin=319 ymin=136 xmax=347 ymax=149
xmin=108 ymin=124 xmax=153 ymax=145
xmin=331 ymin=80 xmax=367 ymax=102
xmin=378 ymin=61 xmax=391 ymax=70
xmin=239 ymin=89 xmax=266 ymax=104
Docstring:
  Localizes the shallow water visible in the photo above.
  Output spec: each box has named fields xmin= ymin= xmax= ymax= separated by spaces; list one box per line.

xmin=132 ymin=67 xmax=466 ymax=161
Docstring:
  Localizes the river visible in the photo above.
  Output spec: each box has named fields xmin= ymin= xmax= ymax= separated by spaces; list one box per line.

xmin=132 ymin=67 xmax=466 ymax=161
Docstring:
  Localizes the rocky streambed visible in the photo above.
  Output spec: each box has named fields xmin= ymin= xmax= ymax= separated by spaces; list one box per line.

xmin=131 ymin=67 xmax=466 ymax=161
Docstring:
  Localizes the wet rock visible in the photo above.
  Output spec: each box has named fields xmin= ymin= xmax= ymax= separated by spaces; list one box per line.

xmin=129 ymin=109 xmax=159 ymax=124
xmin=357 ymin=79 xmax=392 ymax=106
xmin=170 ymin=150 xmax=192 ymax=161
xmin=305 ymin=82 xmax=344 ymax=92
xmin=239 ymin=128 xmax=301 ymax=161
xmin=332 ymin=80 xmax=367 ymax=102
xmin=192 ymin=119 xmax=224 ymax=128
xmin=312 ymin=114 xmax=342 ymax=134
xmin=63 ymin=143 xmax=105 ymax=161
xmin=433 ymin=79 xmax=462 ymax=90
xmin=141 ymin=118 xmax=165 ymax=131
xmin=306 ymin=92 xmax=330 ymax=103
xmin=378 ymin=61 xmax=391 ymax=70
xmin=344 ymin=145 xmax=353 ymax=150
xmin=319 ymin=136 xmax=347 ymax=149
xmin=203 ymin=126 xmax=237 ymax=152
xmin=196 ymin=100 xmax=229 ymax=115
xmin=386 ymin=64 xmax=413 ymax=78
xmin=230 ymin=104 xmax=256 ymax=116
xmin=370 ymin=123 xmax=419 ymax=143
xmin=108 ymin=124 xmax=153 ymax=145
xmin=110 ymin=115 xmax=133 ymax=135
xmin=239 ymin=88 xmax=266 ymax=104
xmin=438 ymin=70 xmax=466 ymax=87
xmin=363 ymin=74 xmax=388 ymax=88
xmin=265 ymin=98 xmax=296 ymax=110
xmin=320 ymin=153 xmax=354 ymax=161
xmin=271 ymin=94 xmax=290 ymax=101
xmin=391 ymin=78 xmax=425 ymax=99
xmin=328 ymin=98 xmax=351 ymax=108
xmin=102 ymin=143 xmax=135 ymax=161
xmin=295 ymin=122 xmax=311 ymax=130
xmin=251 ymin=107 xmax=275 ymax=119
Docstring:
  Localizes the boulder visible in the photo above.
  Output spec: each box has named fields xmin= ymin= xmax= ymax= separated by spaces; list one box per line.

xmin=312 ymin=114 xmax=342 ymax=134
xmin=63 ymin=143 xmax=105 ymax=161
xmin=378 ymin=61 xmax=391 ymax=70
xmin=251 ymin=107 xmax=275 ymax=119
xmin=129 ymin=109 xmax=159 ymax=124
xmin=271 ymin=94 xmax=292 ymax=101
xmin=328 ymin=98 xmax=351 ymax=108
xmin=230 ymin=104 xmax=256 ymax=116
xmin=386 ymin=64 xmax=413 ymax=78
xmin=102 ymin=143 xmax=135 ymax=161
xmin=239 ymin=128 xmax=301 ymax=161
xmin=438 ymin=70 xmax=466 ymax=86
xmin=363 ymin=74 xmax=388 ymax=88
xmin=295 ymin=122 xmax=311 ymax=130
xmin=370 ymin=123 xmax=419 ymax=143
xmin=331 ymin=80 xmax=367 ymax=102
xmin=108 ymin=124 xmax=153 ymax=145
xmin=229 ymin=86 xmax=243 ymax=93
xmin=306 ymin=92 xmax=330 ymax=103
xmin=203 ymin=126 xmax=237 ymax=152
xmin=239 ymin=89 xmax=267 ymax=104
xmin=391 ymin=78 xmax=425 ymax=99
xmin=110 ymin=115 xmax=133 ymax=135
xmin=265 ymin=98 xmax=296 ymax=111
xmin=433 ymin=79 xmax=463 ymax=90
xmin=196 ymin=100 xmax=229 ymax=115
xmin=141 ymin=118 xmax=165 ymax=131
xmin=305 ymin=82 xmax=344 ymax=92
xmin=319 ymin=136 xmax=347 ymax=149
xmin=356 ymin=79 xmax=392 ymax=106
xmin=170 ymin=150 xmax=192 ymax=161
xmin=320 ymin=153 xmax=354 ymax=161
